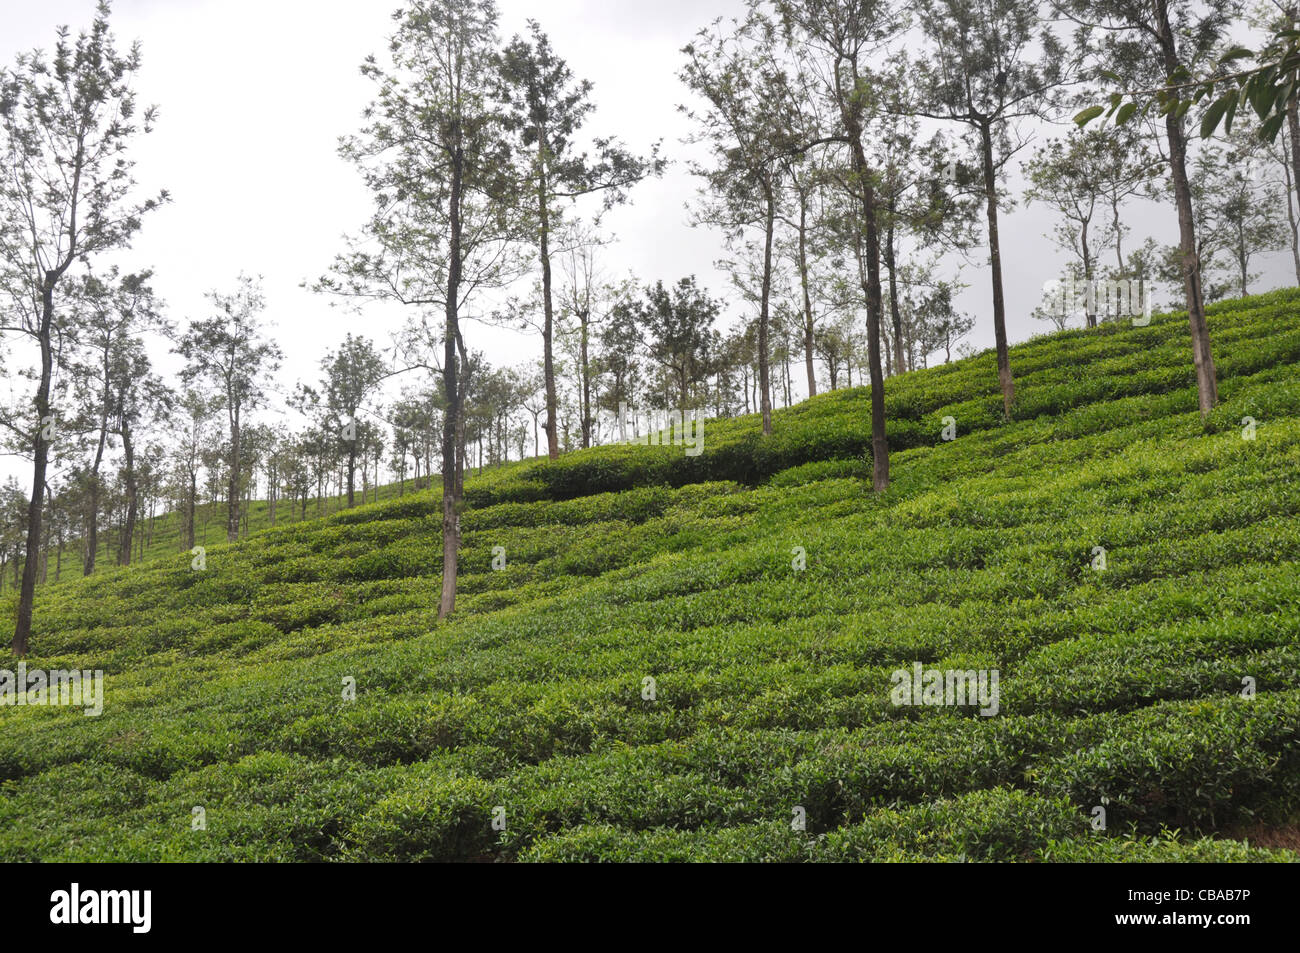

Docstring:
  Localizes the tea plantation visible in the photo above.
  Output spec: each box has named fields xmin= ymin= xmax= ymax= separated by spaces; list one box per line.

xmin=2 ymin=290 xmax=1299 ymax=862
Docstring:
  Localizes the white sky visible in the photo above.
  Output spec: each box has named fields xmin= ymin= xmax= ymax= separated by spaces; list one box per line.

xmin=1 ymin=0 xmax=1293 ymax=490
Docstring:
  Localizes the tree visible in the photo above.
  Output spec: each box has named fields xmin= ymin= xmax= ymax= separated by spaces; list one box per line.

xmin=1066 ymin=0 xmax=1236 ymax=418
xmin=618 ymin=278 xmax=719 ymax=412
xmin=1086 ymin=2 xmax=1300 ymax=154
xmin=1192 ymin=131 xmax=1290 ymax=297
xmin=913 ymin=0 xmax=1069 ymax=417
xmin=595 ymin=298 xmax=643 ymax=427
xmin=777 ymin=147 xmax=830 ymax=397
xmin=108 ymin=333 xmax=169 ymax=565
xmin=814 ymin=310 xmax=861 ymax=390
xmin=1024 ymin=126 xmax=1160 ymax=326
xmin=682 ymin=12 xmax=799 ymax=435
xmin=319 ymin=334 xmax=386 ymax=508
xmin=913 ymin=277 xmax=974 ymax=365
xmin=556 ymin=235 xmax=617 ymax=448
xmin=322 ymin=0 xmax=520 ymax=620
xmin=0 ymin=1 xmax=166 ymax=655
xmin=774 ymin=0 xmax=900 ymax=492
xmin=498 ymin=20 xmax=659 ymax=460
xmin=1263 ymin=116 xmax=1300 ymax=283
xmin=171 ymin=388 xmax=218 ymax=550
xmin=176 ymin=275 xmax=281 ymax=544
xmin=68 ymin=270 xmax=163 ymax=573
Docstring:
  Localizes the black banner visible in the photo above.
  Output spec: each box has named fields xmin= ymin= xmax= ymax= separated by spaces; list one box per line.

xmin=2 ymin=862 xmax=1287 ymax=940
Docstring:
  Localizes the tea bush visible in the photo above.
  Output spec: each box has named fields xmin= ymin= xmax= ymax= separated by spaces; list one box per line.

xmin=1 ymin=290 xmax=1298 ymax=861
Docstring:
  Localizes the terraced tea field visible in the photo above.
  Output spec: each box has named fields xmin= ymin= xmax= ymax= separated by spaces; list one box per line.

xmin=2 ymin=290 xmax=1299 ymax=861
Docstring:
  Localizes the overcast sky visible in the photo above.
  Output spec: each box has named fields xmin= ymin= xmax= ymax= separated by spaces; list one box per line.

xmin=1 ymin=0 xmax=1292 ymax=489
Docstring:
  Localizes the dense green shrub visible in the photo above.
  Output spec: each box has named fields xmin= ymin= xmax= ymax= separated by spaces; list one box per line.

xmin=2 ymin=289 xmax=1299 ymax=861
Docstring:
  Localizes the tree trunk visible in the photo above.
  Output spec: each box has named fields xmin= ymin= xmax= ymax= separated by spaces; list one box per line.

xmin=1110 ymin=191 xmax=1129 ymax=273
xmin=268 ymin=463 xmax=277 ymax=526
xmin=885 ymin=210 xmax=905 ymax=375
xmin=1280 ymin=98 xmax=1300 ymax=284
xmin=1156 ymin=0 xmax=1217 ymax=417
xmin=13 ymin=276 xmax=56 ymax=656
xmin=798 ymin=190 xmax=817 ymax=397
xmin=118 ymin=426 xmax=137 ymax=566
xmin=580 ymin=309 xmax=593 ymax=449
xmin=440 ymin=144 xmax=465 ymax=621
xmin=758 ymin=181 xmax=775 ymax=436
xmin=85 ymin=477 xmax=100 ymax=576
xmin=226 ymin=409 xmax=241 ymax=543
xmin=40 ymin=484 xmax=52 ymax=584
xmin=979 ymin=120 xmax=1015 ymax=417
xmin=1081 ymin=223 xmax=1095 ymax=327
xmin=346 ymin=440 xmax=356 ymax=508
xmin=84 ymin=371 xmax=110 ymax=576
xmin=537 ymin=141 xmax=560 ymax=461
xmin=847 ymin=137 xmax=890 ymax=493
xmin=186 ymin=470 xmax=197 ymax=550
xmin=1237 ymin=228 xmax=1248 ymax=298
xmin=1280 ymin=124 xmax=1300 ymax=284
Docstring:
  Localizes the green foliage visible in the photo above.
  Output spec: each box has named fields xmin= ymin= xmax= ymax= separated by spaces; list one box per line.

xmin=2 ymin=290 xmax=1299 ymax=860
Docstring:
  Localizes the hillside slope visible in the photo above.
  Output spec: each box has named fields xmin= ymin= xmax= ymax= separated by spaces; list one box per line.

xmin=2 ymin=290 xmax=1299 ymax=862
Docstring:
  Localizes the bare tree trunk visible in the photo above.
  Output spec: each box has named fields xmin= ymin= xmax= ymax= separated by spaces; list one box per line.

xmin=346 ymin=441 xmax=356 ymax=508
xmin=1287 ymin=99 xmax=1300 ymax=284
xmin=797 ymin=190 xmax=817 ymax=397
xmin=85 ymin=477 xmax=100 ymax=576
xmin=885 ymin=211 xmax=905 ymax=376
xmin=1081 ymin=224 xmax=1095 ymax=327
xmin=439 ymin=144 xmax=465 ymax=621
xmin=226 ymin=410 xmax=241 ymax=543
xmin=268 ymin=463 xmax=277 ymax=526
xmin=1237 ymin=228 xmax=1249 ymax=298
xmin=40 ymin=483 xmax=52 ymax=584
xmin=979 ymin=120 xmax=1014 ymax=417
xmin=118 ymin=427 xmax=137 ymax=566
xmin=538 ymin=143 xmax=560 ymax=461
xmin=186 ymin=470 xmax=197 ymax=550
xmin=84 ymin=372 xmax=110 ymax=576
xmin=13 ymin=276 xmax=56 ymax=656
xmin=1156 ymin=0 xmax=1217 ymax=417
xmin=758 ymin=181 xmax=775 ymax=435
xmin=1280 ymin=124 xmax=1300 ymax=283
xmin=579 ymin=309 xmax=593 ymax=449
xmin=1112 ymin=195 xmax=1126 ymax=272
xmin=848 ymin=138 xmax=890 ymax=493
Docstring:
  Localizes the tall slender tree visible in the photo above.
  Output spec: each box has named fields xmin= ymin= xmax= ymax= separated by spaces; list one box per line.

xmin=69 ymin=270 xmax=162 ymax=574
xmin=321 ymin=0 xmax=521 ymax=620
xmin=497 ymin=20 xmax=660 ymax=460
xmin=682 ymin=12 xmax=800 ymax=435
xmin=775 ymin=0 xmax=901 ymax=491
xmin=1024 ymin=127 xmax=1160 ymax=325
xmin=319 ymin=334 xmax=386 ymax=508
xmin=176 ymin=275 xmax=281 ymax=544
xmin=913 ymin=0 xmax=1069 ymax=417
xmin=1065 ymin=0 xmax=1236 ymax=417
xmin=0 ymin=2 xmax=165 ymax=654
xmin=110 ymin=334 xmax=169 ymax=566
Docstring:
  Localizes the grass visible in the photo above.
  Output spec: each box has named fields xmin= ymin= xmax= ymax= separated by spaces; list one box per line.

xmin=1 ymin=289 xmax=1299 ymax=862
